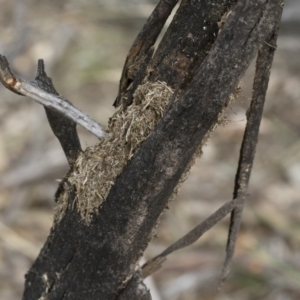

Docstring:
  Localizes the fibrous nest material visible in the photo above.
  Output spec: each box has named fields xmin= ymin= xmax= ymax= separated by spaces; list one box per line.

xmin=54 ymin=80 xmax=241 ymax=224
xmin=55 ymin=81 xmax=174 ymax=223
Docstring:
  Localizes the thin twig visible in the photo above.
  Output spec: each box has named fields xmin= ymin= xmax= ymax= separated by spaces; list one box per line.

xmin=0 ymin=54 xmax=105 ymax=139
xmin=142 ymin=197 xmax=243 ymax=278
xmin=219 ymin=2 xmax=284 ymax=287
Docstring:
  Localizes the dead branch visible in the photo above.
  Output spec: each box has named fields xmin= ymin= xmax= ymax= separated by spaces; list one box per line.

xmin=142 ymin=197 xmax=243 ymax=278
xmin=0 ymin=55 xmax=105 ymax=139
xmin=220 ymin=2 xmax=284 ymax=286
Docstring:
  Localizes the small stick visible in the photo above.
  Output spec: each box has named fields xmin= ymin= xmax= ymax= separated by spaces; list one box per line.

xmin=0 ymin=55 xmax=105 ymax=139
xmin=142 ymin=197 xmax=243 ymax=278
xmin=219 ymin=2 xmax=284 ymax=287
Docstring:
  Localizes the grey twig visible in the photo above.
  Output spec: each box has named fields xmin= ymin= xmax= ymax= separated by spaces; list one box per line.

xmin=142 ymin=197 xmax=243 ymax=278
xmin=0 ymin=54 xmax=105 ymax=139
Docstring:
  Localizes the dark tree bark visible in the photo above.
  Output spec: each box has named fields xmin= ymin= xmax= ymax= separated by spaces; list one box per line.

xmin=0 ymin=0 xmax=283 ymax=299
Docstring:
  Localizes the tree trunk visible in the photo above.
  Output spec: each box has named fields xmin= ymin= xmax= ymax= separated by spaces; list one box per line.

xmin=21 ymin=1 xmax=282 ymax=299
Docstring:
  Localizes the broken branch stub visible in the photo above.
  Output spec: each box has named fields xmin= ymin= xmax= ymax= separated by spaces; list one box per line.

xmin=34 ymin=59 xmax=82 ymax=165
xmin=142 ymin=197 xmax=243 ymax=278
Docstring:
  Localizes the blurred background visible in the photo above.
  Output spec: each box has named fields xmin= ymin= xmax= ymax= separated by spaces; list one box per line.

xmin=0 ymin=1 xmax=299 ymax=299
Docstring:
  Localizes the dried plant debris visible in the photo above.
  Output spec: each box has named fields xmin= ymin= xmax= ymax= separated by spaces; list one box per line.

xmin=54 ymin=81 xmax=241 ymax=224
xmin=55 ymin=81 xmax=173 ymax=223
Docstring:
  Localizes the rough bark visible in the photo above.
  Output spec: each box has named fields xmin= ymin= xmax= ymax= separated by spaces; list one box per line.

xmin=19 ymin=1 xmax=282 ymax=299
xmin=118 ymin=271 xmax=151 ymax=300
xmin=148 ymin=0 xmax=237 ymax=87
xmin=116 ymin=0 xmax=237 ymax=109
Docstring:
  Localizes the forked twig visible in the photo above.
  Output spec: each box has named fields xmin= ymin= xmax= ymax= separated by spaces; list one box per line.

xmin=0 ymin=55 xmax=105 ymax=139
xmin=219 ymin=3 xmax=284 ymax=286
xmin=142 ymin=197 xmax=243 ymax=278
